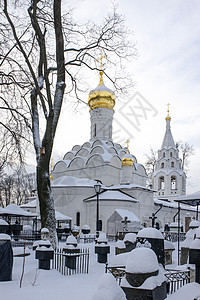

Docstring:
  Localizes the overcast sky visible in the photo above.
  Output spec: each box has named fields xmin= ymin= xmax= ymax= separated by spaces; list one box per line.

xmin=50 ymin=0 xmax=200 ymax=194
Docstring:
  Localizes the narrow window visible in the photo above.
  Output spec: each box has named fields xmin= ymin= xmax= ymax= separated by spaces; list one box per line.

xmin=76 ymin=212 xmax=80 ymax=226
xmin=94 ymin=124 xmax=96 ymax=137
xmin=171 ymin=162 xmax=174 ymax=168
xmin=161 ymin=163 xmax=164 ymax=168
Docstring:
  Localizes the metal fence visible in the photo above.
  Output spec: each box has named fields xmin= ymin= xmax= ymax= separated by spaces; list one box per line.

xmin=105 ymin=264 xmax=191 ymax=294
xmin=163 ymin=232 xmax=186 ymax=242
xmin=52 ymin=248 xmax=89 ymax=275
xmin=10 ymin=231 xmax=41 ymax=247
xmin=165 ymin=268 xmax=190 ymax=294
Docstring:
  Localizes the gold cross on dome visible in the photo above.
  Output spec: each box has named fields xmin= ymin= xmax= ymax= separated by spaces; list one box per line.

xmin=167 ymin=103 xmax=170 ymax=114
xmin=98 ymin=51 xmax=107 ymax=71
xmin=126 ymin=139 xmax=130 ymax=153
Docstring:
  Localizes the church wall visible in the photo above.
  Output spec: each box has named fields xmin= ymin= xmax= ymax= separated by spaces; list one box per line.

xmin=52 ymin=186 xmax=95 ymax=228
xmin=85 ymin=199 xmax=140 ymax=233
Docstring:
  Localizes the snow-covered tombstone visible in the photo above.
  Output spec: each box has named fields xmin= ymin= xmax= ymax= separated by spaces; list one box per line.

xmin=136 ymin=228 xmax=165 ymax=267
xmin=41 ymin=227 xmax=50 ymax=240
xmin=63 ymin=235 xmax=80 ymax=269
xmin=82 ymin=224 xmax=90 ymax=235
xmin=95 ymin=232 xmax=110 ymax=263
xmin=0 ymin=234 xmax=13 ymax=281
xmin=92 ymin=273 xmax=126 ymax=300
xmin=115 ymin=240 xmax=126 ymax=255
xmin=123 ymin=233 xmax=137 ymax=252
xmin=181 ymin=221 xmax=200 ymax=265
xmin=121 ymin=247 xmax=167 ymax=300
xmin=72 ymin=225 xmax=79 ymax=237
xmin=189 ymin=227 xmax=200 ymax=283
xmin=35 ymin=227 xmax=54 ymax=270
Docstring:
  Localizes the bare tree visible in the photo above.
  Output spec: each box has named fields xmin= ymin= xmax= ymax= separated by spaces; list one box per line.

xmin=144 ymin=148 xmax=157 ymax=184
xmin=176 ymin=141 xmax=195 ymax=173
xmin=0 ymin=167 xmax=36 ymax=207
xmin=0 ymin=0 xmax=136 ymax=246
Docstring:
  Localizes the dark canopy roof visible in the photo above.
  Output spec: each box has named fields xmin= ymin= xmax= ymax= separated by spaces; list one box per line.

xmin=174 ymin=191 xmax=200 ymax=206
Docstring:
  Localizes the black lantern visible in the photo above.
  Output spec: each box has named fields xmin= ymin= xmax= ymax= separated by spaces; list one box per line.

xmin=94 ymin=182 xmax=101 ymax=237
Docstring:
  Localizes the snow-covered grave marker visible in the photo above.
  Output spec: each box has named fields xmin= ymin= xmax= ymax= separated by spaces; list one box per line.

xmin=121 ymin=247 xmax=167 ymax=300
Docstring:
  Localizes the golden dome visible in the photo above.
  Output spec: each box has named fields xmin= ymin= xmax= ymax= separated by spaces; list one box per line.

xmin=121 ymin=154 xmax=134 ymax=167
xmin=88 ymin=71 xmax=116 ymax=110
xmin=121 ymin=140 xmax=134 ymax=167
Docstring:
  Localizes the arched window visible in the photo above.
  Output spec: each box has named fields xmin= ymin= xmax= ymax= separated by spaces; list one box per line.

xmin=159 ymin=176 xmax=165 ymax=190
xmin=170 ymin=152 xmax=173 ymax=157
xmin=163 ymin=152 xmax=165 ymax=157
xmin=171 ymin=162 xmax=174 ymax=168
xmin=171 ymin=176 xmax=176 ymax=190
xmin=161 ymin=163 xmax=164 ymax=168
xmin=76 ymin=212 xmax=80 ymax=226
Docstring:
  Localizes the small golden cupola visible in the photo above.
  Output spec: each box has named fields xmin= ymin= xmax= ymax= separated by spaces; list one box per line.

xmin=88 ymin=54 xmax=116 ymax=110
xmin=121 ymin=140 xmax=134 ymax=167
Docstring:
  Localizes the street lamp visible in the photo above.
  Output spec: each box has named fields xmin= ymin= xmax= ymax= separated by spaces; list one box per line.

xmin=94 ymin=181 xmax=101 ymax=237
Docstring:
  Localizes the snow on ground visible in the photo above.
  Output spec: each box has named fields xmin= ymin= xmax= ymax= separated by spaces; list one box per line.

xmin=166 ymin=283 xmax=200 ymax=300
xmin=0 ymin=241 xmax=200 ymax=299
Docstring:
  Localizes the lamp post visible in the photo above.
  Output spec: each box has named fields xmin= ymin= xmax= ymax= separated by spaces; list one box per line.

xmin=94 ymin=182 xmax=101 ymax=238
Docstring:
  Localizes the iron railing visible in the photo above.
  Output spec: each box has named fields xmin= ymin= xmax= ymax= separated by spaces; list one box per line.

xmin=165 ymin=268 xmax=190 ymax=294
xmin=105 ymin=264 xmax=191 ymax=294
xmin=52 ymin=248 xmax=89 ymax=276
xmin=163 ymin=232 xmax=186 ymax=242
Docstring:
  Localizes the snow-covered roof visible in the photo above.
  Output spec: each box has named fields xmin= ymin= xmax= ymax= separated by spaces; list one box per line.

xmin=175 ymin=191 xmax=200 ymax=206
xmin=20 ymin=199 xmax=37 ymax=208
xmin=52 ymin=139 xmax=146 ymax=178
xmin=84 ymin=190 xmax=138 ymax=203
xmin=0 ymin=204 xmax=38 ymax=217
xmin=38 ymin=211 xmax=72 ymax=221
xmin=106 ymin=184 xmax=152 ymax=191
xmin=115 ymin=209 xmax=140 ymax=222
xmin=55 ymin=211 xmax=72 ymax=221
xmin=52 ymin=176 xmax=101 ymax=188
xmin=154 ymin=198 xmax=196 ymax=212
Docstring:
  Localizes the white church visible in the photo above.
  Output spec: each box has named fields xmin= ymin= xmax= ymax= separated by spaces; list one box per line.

xmin=50 ymin=69 xmax=196 ymax=234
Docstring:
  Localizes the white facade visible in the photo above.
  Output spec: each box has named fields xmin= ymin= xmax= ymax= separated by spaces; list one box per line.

xmin=51 ymin=74 xmax=195 ymax=234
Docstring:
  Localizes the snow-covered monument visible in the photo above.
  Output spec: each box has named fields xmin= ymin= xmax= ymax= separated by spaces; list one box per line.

xmin=51 ymin=69 xmax=196 ymax=234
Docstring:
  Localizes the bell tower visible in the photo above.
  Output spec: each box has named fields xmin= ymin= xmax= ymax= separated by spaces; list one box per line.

xmin=153 ymin=105 xmax=186 ymax=200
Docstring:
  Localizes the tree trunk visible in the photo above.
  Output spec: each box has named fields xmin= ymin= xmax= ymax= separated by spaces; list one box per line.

xmin=37 ymin=155 xmax=57 ymax=248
